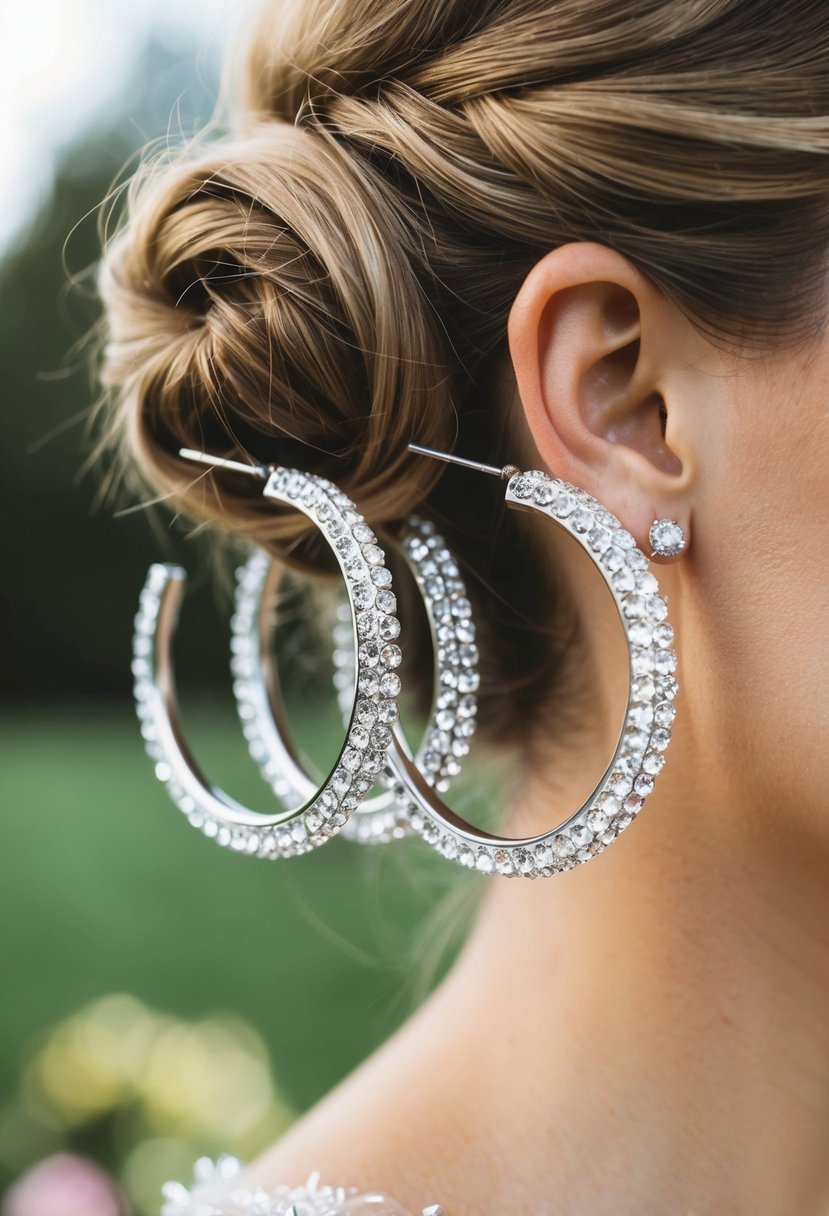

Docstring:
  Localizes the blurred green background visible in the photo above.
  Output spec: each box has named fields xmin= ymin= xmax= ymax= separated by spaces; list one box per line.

xmin=0 ymin=7 xmax=488 ymax=1211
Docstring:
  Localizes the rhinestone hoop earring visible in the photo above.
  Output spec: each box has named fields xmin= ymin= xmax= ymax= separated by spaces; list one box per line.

xmin=132 ymin=450 xmax=408 ymax=859
xmin=383 ymin=444 xmax=681 ymax=880
xmin=232 ymin=518 xmax=479 ymax=845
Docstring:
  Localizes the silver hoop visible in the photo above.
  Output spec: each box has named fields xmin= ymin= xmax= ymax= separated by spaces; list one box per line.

xmin=231 ymin=517 xmax=479 ymax=845
xmin=132 ymin=467 xmax=403 ymax=859
xmin=391 ymin=465 xmax=679 ymax=879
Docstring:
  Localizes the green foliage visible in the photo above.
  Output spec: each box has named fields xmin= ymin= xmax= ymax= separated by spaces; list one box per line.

xmin=0 ymin=705 xmax=476 ymax=1200
xmin=0 ymin=41 xmax=239 ymax=705
xmin=0 ymin=35 xmax=496 ymax=1209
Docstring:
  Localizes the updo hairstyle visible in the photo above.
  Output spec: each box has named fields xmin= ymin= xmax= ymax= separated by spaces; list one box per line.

xmin=97 ymin=0 xmax=829 ymax=751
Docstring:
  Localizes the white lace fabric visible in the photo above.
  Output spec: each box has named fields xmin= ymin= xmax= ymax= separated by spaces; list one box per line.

xmin=161 ymin=1156 xmax=444 ymax=1216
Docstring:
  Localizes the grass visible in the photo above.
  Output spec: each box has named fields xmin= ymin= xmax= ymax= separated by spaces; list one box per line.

xmin=0 ymin=702 xmax=483 ymax=1122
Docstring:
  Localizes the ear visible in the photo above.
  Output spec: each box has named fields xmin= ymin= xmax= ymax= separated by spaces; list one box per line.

xmin=507 ymin=242 xmax=701 ymax=555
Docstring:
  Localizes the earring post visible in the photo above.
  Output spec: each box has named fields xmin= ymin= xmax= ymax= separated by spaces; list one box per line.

xmin=407 ymin=442 xmax=517 ymax=480
xmin=179 ymin=448 xmax=270 ymax=479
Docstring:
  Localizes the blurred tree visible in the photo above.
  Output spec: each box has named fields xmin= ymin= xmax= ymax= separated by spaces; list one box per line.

xmin=1 ymin=38 xmax=242 ymax=705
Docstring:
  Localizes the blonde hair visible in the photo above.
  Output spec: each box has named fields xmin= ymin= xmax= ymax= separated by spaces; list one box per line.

xmin=97 ymin=0 xmax=829 ymax=748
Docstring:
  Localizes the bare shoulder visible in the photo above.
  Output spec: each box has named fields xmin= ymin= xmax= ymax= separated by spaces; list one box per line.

xmin=246 ymin=996 xmax=474 ymax=1215
xmin=248 ymin=1055 xmax=455 ymax=1212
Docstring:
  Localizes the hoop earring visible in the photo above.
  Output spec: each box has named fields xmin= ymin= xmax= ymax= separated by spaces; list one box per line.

xmin=231 ymin=518 xmax=479 ymax=845
xmin=386 ymin=444 xmax=681 ymax=879
xmin=132 ymin=450 xmax=408 ymax=859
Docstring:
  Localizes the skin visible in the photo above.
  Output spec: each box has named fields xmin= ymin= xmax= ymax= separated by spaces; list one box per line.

xmin=251 ymin=243 xmax=829 ymax=1215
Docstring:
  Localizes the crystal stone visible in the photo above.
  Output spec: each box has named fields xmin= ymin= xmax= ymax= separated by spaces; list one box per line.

xmin=381 ymin=643 xmax=402 ymax=669
xmin=647 ymin=595 xmax=669 ymax=622
xmin=379 ymin=615 xmax=400 ymax=640
xmin=649 ymin=518 xmax=685 ymax=557
xmin=587 ymin=524 xmax=612 ymax=553
xmin=553 ymin=833 xmax=575 ymax=858
xmin=370 ymin=725 xmax=392 ymax=751
xmin=379 ymin=672 xmax=401 ymax=697
xmin=349 ymin=725 xmax=369 ymax=749
xmin=602 ymin=545 xmax=625 ymax=572
xmin=458 ymin=670 xmax=480 ymax=694
xmin=586 ymin=807 xmax=609 ymax=831
xmin=653 ymin=622 xmax=674 ymax=648
xmin=356 ymin=610 xmax=380 ymax=637
xmin=355 ymin=699 xmax=378 ymax=725
xmin=358 ymin=671 xmax=380 ymax=697
xmin=377 ymin=698 xmax=399 ymax=723
xmin=654 ymin=648 xmax=677 ymax=675
xmin=629 ymin=620 xmax=654 ymax=647
xmin=571 ymin=507 xmax=595 ymax=533
xmin=612 ymin=567 xmax=636 ymax=594
xmin=362 ymin=751 xmax=385 ymax=775
xmin=634 ymin=772 xmax=654 ymax=797
xmin=358 ymin=641 xmax=380 ymax=667
xmin=622 ymin=594 xmax=646 ymax=620
xmin=515 ymin=849 xmax=535 ymax=875
xmin=376 ymin=590 xmax=397 ymax=614
xmin=642 ymin=750 xmax=665 ymax=775
xmin=636 ymin=571 xmax=659 ymax=596
xmin=656 ymin=673 xmax=679 ymax=699
xmin=341 ymin=748 xmax=363 ymax=773
xmin=476 ymin=850 xmax=496 ymax=874
xmin=495 ymin=850 xmax=514 ymax=875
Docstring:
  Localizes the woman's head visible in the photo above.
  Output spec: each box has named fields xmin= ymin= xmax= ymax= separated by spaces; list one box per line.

xmin=97 ymin=0 xmax=829 ymax=793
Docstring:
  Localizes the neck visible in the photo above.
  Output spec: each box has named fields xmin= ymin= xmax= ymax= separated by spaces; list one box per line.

xmin=436 ymin=573 xmax=829 ymax=1214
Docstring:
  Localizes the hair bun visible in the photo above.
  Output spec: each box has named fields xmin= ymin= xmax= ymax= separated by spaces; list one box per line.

xmin=98 ymin=120 xmax=452 ymax=552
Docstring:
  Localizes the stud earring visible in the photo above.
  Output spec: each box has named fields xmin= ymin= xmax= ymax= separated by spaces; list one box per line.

xmin=132 ymin=449 xmax=409 ymax=859
xmin=230 ymin=516 xmax=479 ymax=846
xmin=649 ymin=518 xmax=686 ymax=561
xmin=384 ymin=444 xmax=682 ymax=879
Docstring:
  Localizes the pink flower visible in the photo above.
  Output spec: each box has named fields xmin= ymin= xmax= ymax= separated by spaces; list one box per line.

xmin=3 ymin=1153 xmax=125 ymax=1216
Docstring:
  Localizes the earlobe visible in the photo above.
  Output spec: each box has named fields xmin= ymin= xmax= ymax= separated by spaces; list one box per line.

xmin=508 ymin=242 xmax=694 ymax=551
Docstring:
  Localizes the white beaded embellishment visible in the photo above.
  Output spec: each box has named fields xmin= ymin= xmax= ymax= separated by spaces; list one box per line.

xmin=161 ymin=1156 xmax=442 ymax=1216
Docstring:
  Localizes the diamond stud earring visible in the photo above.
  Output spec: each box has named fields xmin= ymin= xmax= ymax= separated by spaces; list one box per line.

xmin=648 ymin=518 xmax=686 ymax=561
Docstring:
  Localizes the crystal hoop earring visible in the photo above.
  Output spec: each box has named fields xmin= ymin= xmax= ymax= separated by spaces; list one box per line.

xmin=383 ymin=444 xmax=681 ymax=879
xmin=231 ymin=518 xmax=479 ymax=846
xmin=132 ymin=451 xmax=410 ymax=859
